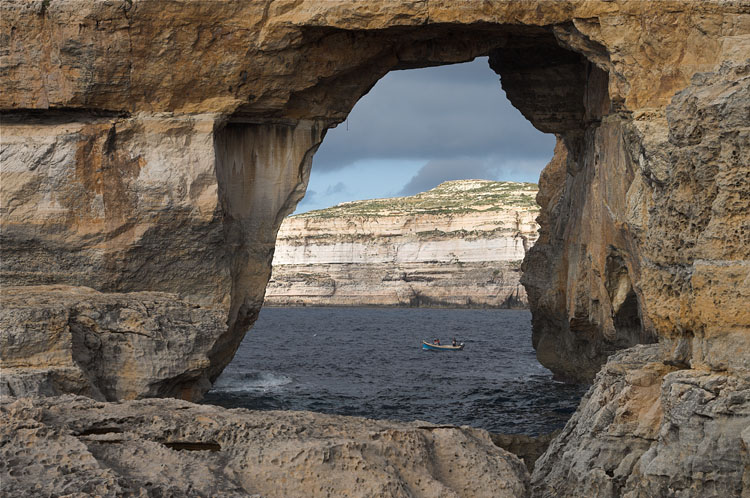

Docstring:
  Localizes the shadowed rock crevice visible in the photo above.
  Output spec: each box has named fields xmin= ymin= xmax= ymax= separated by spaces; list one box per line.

xmin=491 ymin=431 xmax=560 ymax=473
xmin=606 ymin=252 xmax=646 ymax=346
xmin=162 ymin=441 xmax=222 ymax=452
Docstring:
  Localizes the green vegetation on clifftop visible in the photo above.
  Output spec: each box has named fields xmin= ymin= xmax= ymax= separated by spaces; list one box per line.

xmin=295 ymin=180 xmax=538 ymax=219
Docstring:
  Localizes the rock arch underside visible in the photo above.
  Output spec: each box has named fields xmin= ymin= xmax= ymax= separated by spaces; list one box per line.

xmin=1 ymin=1 xmax=749 ymax=497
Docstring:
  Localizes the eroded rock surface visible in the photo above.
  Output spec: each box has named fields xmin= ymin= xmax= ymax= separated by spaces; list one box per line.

xmin=0 ymin=395 xmax=530 ymax=498
xmin=0 ymin=114 xmax=229 ymax=307
xmin=490 ymin=431 xmax=559 ymax=473
xmin=532 ymin=344 xmax=750 ymax=497
xmin=0 ymin=285 xmax=225 ymax=401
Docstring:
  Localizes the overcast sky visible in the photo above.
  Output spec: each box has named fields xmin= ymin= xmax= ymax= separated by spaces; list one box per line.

xmin=297 ymin=57 xmax=555 ymax=213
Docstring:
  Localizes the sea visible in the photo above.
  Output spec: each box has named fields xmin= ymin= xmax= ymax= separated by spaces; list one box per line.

xmin=202 ymin=307 xmax=589 ymax=436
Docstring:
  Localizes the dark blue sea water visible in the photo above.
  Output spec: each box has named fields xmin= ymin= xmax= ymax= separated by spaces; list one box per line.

xmin=202 ymin=308 xmax=587 ymax=435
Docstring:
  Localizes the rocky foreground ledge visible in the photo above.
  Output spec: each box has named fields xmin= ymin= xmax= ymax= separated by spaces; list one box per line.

xmin=0 ymin=395 xmax=529 ymax=498
xmin=2 ymin=343 xmax=748 ymax=497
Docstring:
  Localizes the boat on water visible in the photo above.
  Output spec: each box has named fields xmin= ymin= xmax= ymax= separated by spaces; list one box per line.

xmin=422 ymin=340 xmax=464 ymax=351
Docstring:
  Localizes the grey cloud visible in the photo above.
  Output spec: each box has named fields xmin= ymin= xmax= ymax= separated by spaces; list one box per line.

xmin=312 ymin=57 xmax=555 ymax=174
xmin=325 ymin=182 xmax=347 ymax=195
xmin=398 ymin=159 xmax=500 ymax=196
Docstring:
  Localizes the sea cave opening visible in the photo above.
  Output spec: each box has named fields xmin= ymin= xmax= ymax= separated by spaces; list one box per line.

xmin=206 ymin=56 xmax=591 ymax=439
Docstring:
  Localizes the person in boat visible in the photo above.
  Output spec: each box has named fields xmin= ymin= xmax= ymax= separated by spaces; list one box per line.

xmin=452 ymin=338 xmax=457 ymax=347
xmin=433 ymin=338 xmax=440 ymax=345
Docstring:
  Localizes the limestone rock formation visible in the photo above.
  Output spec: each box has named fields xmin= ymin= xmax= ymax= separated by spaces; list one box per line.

xmin=532 ymin=344 xmax=750 ymax=498
xmin=1 ymin=4 xmax=749 ymax=496
xmin=265 ymin=180 xmax=538 ymax=308
xmin=0 ymin=285 xmax=226 ymax=401
xmin=1 ymin=113 xmax=229 ymax=307
xmin=0 ymin=395 xmax=530 ymax=498
xmin=2 ymin=0 xmax=748 ymax=392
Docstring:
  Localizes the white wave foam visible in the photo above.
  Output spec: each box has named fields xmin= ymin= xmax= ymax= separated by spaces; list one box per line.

xmin=213 ymin=371 xmax=293 ymax=393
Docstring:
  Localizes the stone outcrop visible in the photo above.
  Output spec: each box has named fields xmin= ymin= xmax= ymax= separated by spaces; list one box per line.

xmin=520 ymin=47 xmax=750 ymax=383
xmin=532 ymin=344 xmax=750 ymax=498
xmin=524 ymin=59 xmax=750 ymax=382
xmin=0 ymin=285 xmax=226 ymax=401
xmin=265 ymin=180 xmax=538 ymax=308
xmin=0 ymin=395 xmax=530 ymax=498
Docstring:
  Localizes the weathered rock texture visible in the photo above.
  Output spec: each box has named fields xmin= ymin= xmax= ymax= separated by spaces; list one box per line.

xmin=0 ymin=0 xmax=748 ymax=425
xmin=1 ymin=113 xmax=228 ymax=307
xmin=0 ymin=285 xmax=226 ymax=401
xmin=532 ymin=344 xmax=750 ymax=498
xmin=0 ymin=395 xmax=530 ymax=498
xmin=2 ymin=1 xmax=749 ymax=496
xmin=265 ymin=180 xmax=538 ymax=308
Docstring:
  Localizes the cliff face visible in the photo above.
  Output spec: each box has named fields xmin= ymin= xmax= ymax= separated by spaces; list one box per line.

xmin=524 ymin=56 xmax=750 ymax=496
xmin=265 ymin=180 xmax=539 ymax=308
xmin=522 ymin=59 xmax=750 ymax=383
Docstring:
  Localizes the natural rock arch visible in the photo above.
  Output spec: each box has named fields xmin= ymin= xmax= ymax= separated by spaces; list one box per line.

xmin=210 ymin=23 xmax=644 ymax=387
xmin=1 ymin=1 xmax=748 ymax=397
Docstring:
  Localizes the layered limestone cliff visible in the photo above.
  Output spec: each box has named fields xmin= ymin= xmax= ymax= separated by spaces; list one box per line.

xmin=265 ymin=180 xmax=539 ymax=308
xmin=2 ymin=2 xmax=749 ymax=496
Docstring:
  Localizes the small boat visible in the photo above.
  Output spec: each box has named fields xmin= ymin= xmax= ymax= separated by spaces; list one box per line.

xmin=422 ymin=340 xmax=464 ymax=351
